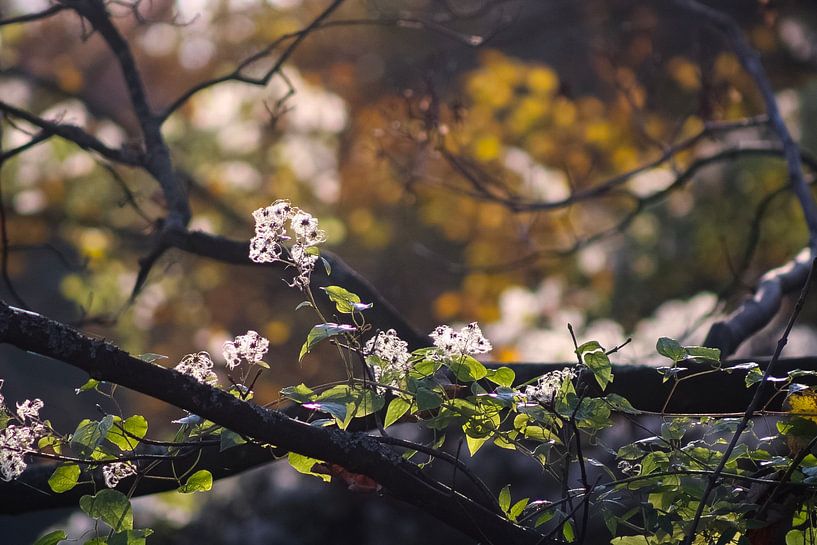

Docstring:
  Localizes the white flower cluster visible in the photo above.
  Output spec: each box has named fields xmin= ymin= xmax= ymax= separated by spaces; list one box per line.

xmin=0 ymin=424 xmax=42 ymax=481
xmin=430 ymin=322 xmax=492 ymax=357
xmin=0 ymin=389 xmax=46 ymax=482
xmin=364 ymin=330 xmax=412 ymax=391
xmin=16 ymin=399 xmax=44 ymax=422
xmin=223 ymin=330 xmax=269 ymax=370
xmin=249 ymin=200 xmax=326 ymax=289
xmin=102 ymin=461 xmax=137 ymax=488
xmin=523 ymin=367 xmax=577 ymax=405
xmin=174 ymin=352 xmax=217 ymax=384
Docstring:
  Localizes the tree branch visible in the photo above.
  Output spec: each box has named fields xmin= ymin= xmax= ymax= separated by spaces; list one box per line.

xmin=0 ymin=99 xmax=142 ymax=166
xmin=0 ymin=301 xmax=539 ymax=544
xmin=672 ymin=0 xmax=817 ymax=241
xmin=62 ymin=0 xmax=190 ymax=228
xmin=159 ymin=227 xmax=428 ymax=349
xmin=0 ymin=5 xmax=68 ymax=27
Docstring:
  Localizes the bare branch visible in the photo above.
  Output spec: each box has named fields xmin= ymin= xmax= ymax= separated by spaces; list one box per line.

xmin=0 ymin=4 xmax=68 ymax=27
xmin=159 ymin=0 xmax=346 ymax=121
xmin=671 ymin=0 xmax=817 ymax=239
xmin=0 ymin=99 xmax=142 ymax=165
xmin=63 ymin=0 xmax=190 ymax=228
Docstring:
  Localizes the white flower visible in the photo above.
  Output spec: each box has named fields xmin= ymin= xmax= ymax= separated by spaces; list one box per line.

xmin=253 ymin=199 xmax=292 ymax=234
xmin=223 ymin=330 xmax=269 ymax=370
xmin=247 ymin=201 xmax=325 ymax=288
xmin=175 ymin=351 xmax=218 ymax=384
xmin=102 ymin=461 xmax=137 ymax=488
xmin=364 ymin=330 xmax=412 ymax=391
xmin=249 ymin=232 xmax=283 ymax=263
xmin=16 ymin=399 xmax=44 ymax=422
xmin=0 ymin=424 xmax=42 ymax=481
xmin=430 ymin=322 xmax=492 ymax=357
xmin=365 ymin=330 xmax=410 ymax=369
xmin=523 ymin=367 xmax=577 ymax=405
xmin=290 ymin=243 xmax=319 ymax=289
xmin=0 ymin=379 xmax=5 ymax=410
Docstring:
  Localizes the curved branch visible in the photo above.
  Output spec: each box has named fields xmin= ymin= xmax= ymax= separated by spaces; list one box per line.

xmin=0 ymin=301 xmax=537 ymax=544
xmin=160 ymin=227 xmax=428 ymax=349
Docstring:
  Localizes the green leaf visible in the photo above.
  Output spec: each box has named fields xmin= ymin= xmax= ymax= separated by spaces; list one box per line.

xmin=84 ymin=539 xmax=108 ymax=545
xmin=106 ymin=415 xmax=148 ymax=452
xmin=75 ymin=378 xmax=100 ymax=394
xmin=321 ymin=286 xmax=371 ymax=313
xmin=287 ymin=452 xmax=330 ymax=482
xmin=109 ymin=529 xmax=153 ymax=545
xmin=38 ymin=435 xmax=62 ymax=454
xmin=71 ymin=416 xmax=114 ymax=457
xmin=79 ymin=489 xmax=133 ymax=531
xmin=447 ymin=355 xmax=488 ymax=382
xmin=486 ymin=366 xmax=515 ymax=387
xmin=583 ymin=350 xmax=612 ymax=390
xmin=640 ymin=451 xmax=670 ymax=475
xmin=562 ymin=519 xmax=575 ymax=542
xmin=746 ymin=365 xmax=764 ymax=387
xmin=136 ymin=353 xmax=167 ymax=364
xmin=295 ymin=301 xmax=314 ymax=311
xmin=178 ymin=470 xmax=212 ymax=493
xmin=281 ymin=383 xmax=315 ymax=403
xmin=786 ymin=531 xmax=805 ymax=545
xmin=410 ymin=359 xmax=441 ymax=378
xmin=32 ymin=530 xmax=66 ymax=545
xmin=351 ymin=388 xmax=385 ymax=418
xmin=384 ymin=397 xmax=411 ymax=428
xmin=465 ymin=434 xmax=490 ymax=456
xmin=48 ymin=463 xmax=80 ymax=493
xmin=603 ymin=393 xmax=641 ymax=414
xmin=656 ymin=337 xmax=686 ymax=363
xmin=611 ymin=538 xmax=654 ymax=545
xmin=415 ymin=387 xmax=443 ymax=411
xmin=219 ymin=429 xmax=247 ymax=451
xmin=534 ymin=509 xmax=555 ymax=528
xmin=685 ymin=345 xmax=720 ymax=362
xmin=498 ymin=485 xmax=511 ymax=513
xmin=299 ymin=323 xmax=356 ymax=361
xmin=576 ymin=340 xmax=602 ymax=355
xmin=509 ymin=498 xmax=529 ymax=521
xmin=319 ymin=256 xmax=332 ymax=276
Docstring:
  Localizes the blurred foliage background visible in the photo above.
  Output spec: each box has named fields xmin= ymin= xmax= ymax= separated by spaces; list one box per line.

xmin=1 ymin=0 xmax=817 ymax=543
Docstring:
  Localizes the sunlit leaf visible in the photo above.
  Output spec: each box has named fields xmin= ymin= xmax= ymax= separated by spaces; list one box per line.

xmin=79 ymin=489 xmax=133 ymax=531
xmin=48 ymin=463 xmax=80 ymax=493
xmin=178 ymin=470 xmax=212 ymax=493
xmin=299 ymin=323 xmax=356 ymax=361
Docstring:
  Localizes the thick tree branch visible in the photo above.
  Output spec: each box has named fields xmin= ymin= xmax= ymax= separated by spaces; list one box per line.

xmin=705 ymin=247 xmax=814 ymax=356
xmin=0 ymin=302 xmax=538 ymax=544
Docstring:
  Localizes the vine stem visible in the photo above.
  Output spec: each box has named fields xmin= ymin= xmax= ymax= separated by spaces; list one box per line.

xmin=682 ymin=256 xmax=817 ymax=545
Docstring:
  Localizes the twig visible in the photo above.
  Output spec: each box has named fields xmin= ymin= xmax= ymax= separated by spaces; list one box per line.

xmin=0 ymin=4 xmax=67 ymax=26
xmin=0 ymin=121 xmax=30 ymax=309
xmin=373 ymin=435 xmax=502 ymax=515
xmin=681 ymin=256 xmax=817 ymax=545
